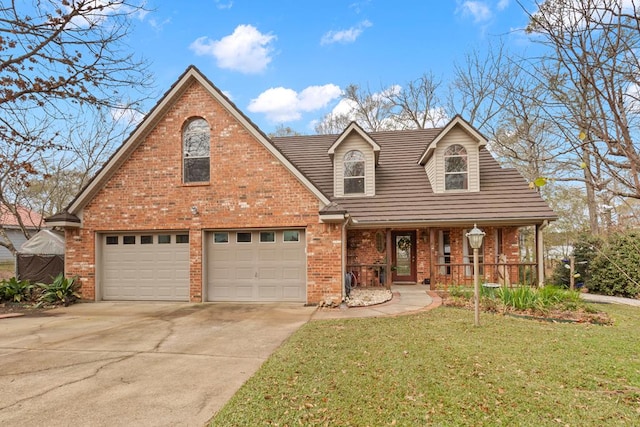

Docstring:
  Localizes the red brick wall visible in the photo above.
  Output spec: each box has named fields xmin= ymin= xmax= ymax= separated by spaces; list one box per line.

xmin=347 ymin=226 xmax=521 ymax=287
xmin=64 ymin=81 xmax=342 ymax=304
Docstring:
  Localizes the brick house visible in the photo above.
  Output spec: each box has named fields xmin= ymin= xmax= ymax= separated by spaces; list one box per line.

xmin=46 ymin=66 xmax=556 ymax=305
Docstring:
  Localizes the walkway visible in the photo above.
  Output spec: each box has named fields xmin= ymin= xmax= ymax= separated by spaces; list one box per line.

xmin=580 ymin=293 xmax=640 ymax=307
xmin=312 ymin=284 xmax=440 ymax=320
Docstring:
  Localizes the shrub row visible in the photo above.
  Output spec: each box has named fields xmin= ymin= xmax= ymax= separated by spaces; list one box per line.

xmin=0 ymin=274 xmax=80 ymax=306
xmin=550 ymin=231 xmax=640 ymax=298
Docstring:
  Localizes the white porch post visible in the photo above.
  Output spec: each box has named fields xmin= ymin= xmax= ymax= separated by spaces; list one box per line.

xmin=536 ymin=222 xmax=547 ymax=287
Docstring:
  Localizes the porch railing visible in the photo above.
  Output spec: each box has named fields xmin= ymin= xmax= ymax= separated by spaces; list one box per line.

xmin=345 ymin=262 xmax=538 ymax=291
xmin=346 ymin=263 xmax=389 ymax=289
xmin=432 ymin=262 xmax=538 ymax=290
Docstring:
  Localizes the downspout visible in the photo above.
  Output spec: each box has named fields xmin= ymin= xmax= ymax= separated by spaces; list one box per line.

xmin=537 ymin=220 xmax=548 ymax=287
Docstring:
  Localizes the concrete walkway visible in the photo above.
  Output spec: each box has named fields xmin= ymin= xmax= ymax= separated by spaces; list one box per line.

xmin=312 ymin=284 xmax=440 ymax=320
xmin=580 ymin=293 xmax=640 ymax=307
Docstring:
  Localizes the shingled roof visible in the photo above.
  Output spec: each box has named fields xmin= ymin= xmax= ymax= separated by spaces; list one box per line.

xmin=272 ymin=128 xmax=557 ymax=227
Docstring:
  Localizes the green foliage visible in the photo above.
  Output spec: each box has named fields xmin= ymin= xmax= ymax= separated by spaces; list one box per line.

xmin=589 ymin=231 xmax=640 ymax=298
xmin=448 ymin=285 xmax=473 ymax=299
xmin=211 ymin=304 xmax=639 ymax=426
xmin=550 ymin=233 xmax=602 ymax=288
xmin=38 ymin=274 xmax=81 ymax=306
xmin=0 ymin=277 xmax=35 ymax=302
xmin=498 ymin=286 xmax=541 ymax=311
xmin=497 ymin=285 xmax=582 ymax=312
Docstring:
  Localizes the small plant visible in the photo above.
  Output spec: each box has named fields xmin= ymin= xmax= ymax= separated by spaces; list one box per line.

xmin=448 ymin=285 xmax=473 ymax=299
xmin=38 ymin=274 xmax=81 ymax=306
xmin=0 ymin=277 xmax=35 ymax=302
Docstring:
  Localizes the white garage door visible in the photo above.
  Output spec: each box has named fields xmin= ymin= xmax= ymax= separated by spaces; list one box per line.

xmin=207 ymin=229 xmax=306 ymax=302
xmin=101 ymin=232 xmax=190 ymax=301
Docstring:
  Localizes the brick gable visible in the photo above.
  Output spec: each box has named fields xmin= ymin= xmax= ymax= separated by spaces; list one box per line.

xmin=65 ymin=79 xmax=342 ymax=304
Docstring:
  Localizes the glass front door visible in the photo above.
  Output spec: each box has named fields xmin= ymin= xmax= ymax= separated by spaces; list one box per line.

xmin=391 ymin=231 xmax=416 ymax=282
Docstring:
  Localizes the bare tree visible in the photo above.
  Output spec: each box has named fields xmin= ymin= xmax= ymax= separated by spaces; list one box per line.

xmin=448 ymin=41 xmax=511 ymax=132
xmin=525 ymin=0 xmax=640 ymax=202
xmin=0 ymin=0 xmax=153 ymax=255
xmin=315 ymin=75 xmax=447 ymax=134
xmin=387 ymin=72 xmax=447 ymax=129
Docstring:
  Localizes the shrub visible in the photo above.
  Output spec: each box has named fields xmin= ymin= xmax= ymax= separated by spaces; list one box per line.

xmin=589 ymin=231 xmax=640 ymax=298
xmin=38 ymin=274 xmax=81 ymax=306
xmin=0 ymin=277 xmax=35 ymax=302
xmin=550 ymin=234 xmax=603 ymax=288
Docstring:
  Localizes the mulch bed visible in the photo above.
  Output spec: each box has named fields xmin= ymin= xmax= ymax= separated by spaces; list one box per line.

xmin=441 ymin=295 xmax=612 ymax=325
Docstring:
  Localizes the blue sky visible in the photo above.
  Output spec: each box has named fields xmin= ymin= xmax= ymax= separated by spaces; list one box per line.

xmin=128 ymin=0 xmax=536 ymax=133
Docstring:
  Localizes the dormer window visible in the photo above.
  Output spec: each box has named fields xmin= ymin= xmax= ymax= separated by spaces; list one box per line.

xmin=444 ymin=144 xmax=468 ymax=190
xmin=344 ymin=150 xmax=365 ymax=194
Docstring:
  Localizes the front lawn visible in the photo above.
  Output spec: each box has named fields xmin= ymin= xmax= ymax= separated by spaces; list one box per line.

xmin=210 ymin=304 xmax=640 ymax=426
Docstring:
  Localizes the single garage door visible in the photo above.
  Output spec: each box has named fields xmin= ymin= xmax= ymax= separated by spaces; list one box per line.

xmin=101 ymin=232 xmax=190 ymax=301
xmin=207 ymin=229 xmax=306 ymax=302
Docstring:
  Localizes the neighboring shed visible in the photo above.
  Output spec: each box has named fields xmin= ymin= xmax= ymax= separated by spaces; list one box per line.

xmin=17 ymin=229 xmax=64 ymax=284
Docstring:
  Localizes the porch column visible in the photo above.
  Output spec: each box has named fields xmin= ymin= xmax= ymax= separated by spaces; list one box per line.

xmin=536 ymin=222 xmax=547 ymax=287
xmin=386 ymin=228 xmax=392 ymax=288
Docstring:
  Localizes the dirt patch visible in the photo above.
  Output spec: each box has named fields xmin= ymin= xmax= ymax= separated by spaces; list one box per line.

xmin=0 ymin=302 xmax=59 ymax=318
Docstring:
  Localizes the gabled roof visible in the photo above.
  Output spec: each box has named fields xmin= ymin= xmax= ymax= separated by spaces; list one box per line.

xmin=63 ymin=65 xmax=331 ymax=217
xmin=328 ymin=121 xmax=381 ymax=164
xmin=273 ymin=127 xmax=557 ymax=227
xmin=417 ymin=115 xmax=487 ymax=165
xmin=0 ymin=205 xmax=42 ymax=229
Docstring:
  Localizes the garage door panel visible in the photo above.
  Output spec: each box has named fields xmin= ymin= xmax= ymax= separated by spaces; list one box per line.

xmin=258 ymin=267 xmax=278 ymax=280
xmin=236 ymin=250 xmax=255 ymax=262
xmin=282 ymin=286 xmax=303 ymax=299
xmin=101 ymin=232 xmax=189 ymax=301
xmin=258 ymin=286 xmax=277 ymax=299
xmin=282 ymin=267 xmax=303 ymax=280
xmin=207 ymin=229 xmax=306 ymax=302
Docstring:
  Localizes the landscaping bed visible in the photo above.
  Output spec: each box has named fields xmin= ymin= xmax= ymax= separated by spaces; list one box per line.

xmin=440 ymin=285 xmax=612 ymax=325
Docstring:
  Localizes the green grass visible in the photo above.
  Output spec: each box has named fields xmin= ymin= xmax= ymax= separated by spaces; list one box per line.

xmin=210 ymin=304 xmax=640 ymax=426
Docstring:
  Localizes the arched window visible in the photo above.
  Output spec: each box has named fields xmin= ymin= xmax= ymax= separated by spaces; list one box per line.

xmin=444 ymin=144 xmax=468 ymax=190
xmin=183 ymin=118 xmax=210 ymax=183
xmin=344 ymin=150 xmax=365 ymax=194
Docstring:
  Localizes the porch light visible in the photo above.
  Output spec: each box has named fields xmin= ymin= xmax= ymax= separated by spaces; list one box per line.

xmin=466 ymin=224 xmax=485 ymax=327
xmin=466 ymin=224 xmax=485 ymax=250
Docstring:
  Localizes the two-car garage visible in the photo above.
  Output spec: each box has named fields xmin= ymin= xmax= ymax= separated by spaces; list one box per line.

xmin=99 ymin=229 xmax=306 ymax=303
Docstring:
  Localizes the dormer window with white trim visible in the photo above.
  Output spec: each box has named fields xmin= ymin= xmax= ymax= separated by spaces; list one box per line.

xmin=344 ymin=150 xmax=365 ymax=194
xmin=444 ymin=144 xmax=468 ymax=190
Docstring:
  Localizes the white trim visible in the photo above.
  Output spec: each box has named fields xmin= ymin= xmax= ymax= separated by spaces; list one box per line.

xmin=328 ymin=122 xmax=381 ymax=164
xmin=418 ymin=115 xmax=487 ymax=165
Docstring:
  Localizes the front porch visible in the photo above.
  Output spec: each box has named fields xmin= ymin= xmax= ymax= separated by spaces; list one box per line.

xmin=345 ymin=225 xmax=544 ymax=291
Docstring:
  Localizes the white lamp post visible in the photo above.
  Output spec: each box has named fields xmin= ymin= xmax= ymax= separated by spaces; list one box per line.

xmin=466 ymin=224 xmax=485 ymax=326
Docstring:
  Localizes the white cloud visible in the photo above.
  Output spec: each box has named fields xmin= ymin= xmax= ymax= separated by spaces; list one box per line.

xmin=457 ymin=1 xmax=493 ymax=23
xmin=497 ymin=0 xmax=509 ymax=11
xmin=248 ymin=84 xmax=342 ymax=122
xmin=214 ymin=0 xmax=233 ymax=9
xmin=190 ymin=24 xmax=276 ymax=74
xmin=111 ymin=105 xmax=144 ymax=125
xmin=64 ymin=0 xmax=148 ymax=27
xmin=321 ymin=20 xmax=372 ymax=45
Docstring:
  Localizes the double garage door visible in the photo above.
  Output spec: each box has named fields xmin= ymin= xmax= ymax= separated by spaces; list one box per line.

xmin=100 ymin=229 xmax=306 ymax=302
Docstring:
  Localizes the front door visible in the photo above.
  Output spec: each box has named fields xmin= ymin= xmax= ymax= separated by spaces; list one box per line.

xmin=391 ymin=231 xmax=416 ymax=283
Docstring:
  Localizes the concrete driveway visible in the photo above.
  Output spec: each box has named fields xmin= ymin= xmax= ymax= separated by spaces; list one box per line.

xmin=0 ymin=301 xmax=315 ymax=426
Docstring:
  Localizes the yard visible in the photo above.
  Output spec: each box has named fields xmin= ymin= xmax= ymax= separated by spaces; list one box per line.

xmin=210 ymin=303 xmax=640 ymax=426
